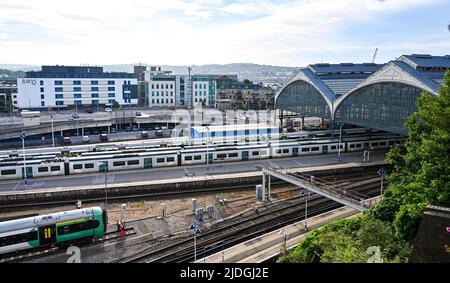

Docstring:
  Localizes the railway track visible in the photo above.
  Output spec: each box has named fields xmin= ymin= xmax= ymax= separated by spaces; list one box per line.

xmin=0 ymin=227 xmax=136 ymax=263
xmin=117 ymin=178 xmax=383 ymax=263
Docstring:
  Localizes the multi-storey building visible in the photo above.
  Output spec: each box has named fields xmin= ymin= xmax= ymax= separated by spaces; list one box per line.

xmin=17 ymin=66 xmax=137 ymax=110
xmin=144 ymin=67 xmax=177 ymax=108
xmin=0 ymin=82 xmax=18 ymax=111
xmin=216 ymin=78 xmax=275 ymax=110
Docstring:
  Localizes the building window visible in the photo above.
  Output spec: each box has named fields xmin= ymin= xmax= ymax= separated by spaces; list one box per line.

xmin=74 ymin=87 xmax=81 ymax=92
xmin=56 ymin=101 xmax=64 ymax=105
xmin=91 ymin=87 xmax=98 ymax=91
xmin=73 ymin=81 xmax=81 ymax=85
xmin=40 ymin=81 xmax=44 ymax=85
xmin=170 ymin=98 xmax=173 ymax=103
xmin=152 ymin=99 xmax=155 ymax=104
xmin=170 ymin=84 xmax=173 ymax=89
xmin=91 ymin=80 xmax=98 ymax=85
xmin=108 ymin=87 xmax=115 ymax=91
xmin=108 ymin=99 xmax=114 ymax=104
xmin=74 ymin=100 xmax=82 ymax=106
xmin=151 ymin=91 xmax=155 ymax=96
xmin=108 ymin=93 xmax=115 ymax=97
xmin=41 ymin=101 xmax=45 ymax=107
xmin=92 ymin=93 xmax=99 ymax=98
xmin=74 ymin=93 xmax=81 ymax=98
xmin=55 ymin=81 xmax=63 ymax=85
xmin=40 ymin=87 xmax=44 ymax=92
xmin=92 ymin=100 xmax=99 ymax=105
xmin=55 ymin=94 xmax=63 ymax=99
xmin=108 ymin=81 xmax=115 ymax=85
xmin=40 ymin=94 xmax=45 ymax=99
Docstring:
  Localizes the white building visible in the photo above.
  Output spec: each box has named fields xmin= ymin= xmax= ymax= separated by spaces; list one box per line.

xmin=144 ymin=68 xmax=176 ymax=108
xmin=17 ymin=66 xmax=137 ymax=110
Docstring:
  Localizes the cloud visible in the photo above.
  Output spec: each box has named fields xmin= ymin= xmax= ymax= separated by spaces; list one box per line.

xmin=0 ymin=0 xmax=448 ymax=66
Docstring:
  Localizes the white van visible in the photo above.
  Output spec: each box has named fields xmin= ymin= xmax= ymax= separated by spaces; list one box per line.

xmin=82 ymin=136 xmax=90 ymax=143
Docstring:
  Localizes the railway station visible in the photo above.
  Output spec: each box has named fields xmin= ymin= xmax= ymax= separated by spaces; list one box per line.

xmin=0 ymin=54 xmax=448 ymax=264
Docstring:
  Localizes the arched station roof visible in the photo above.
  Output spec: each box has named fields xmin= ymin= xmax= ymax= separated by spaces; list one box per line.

xmin=275 ymin=54 xmax=450 ymax=135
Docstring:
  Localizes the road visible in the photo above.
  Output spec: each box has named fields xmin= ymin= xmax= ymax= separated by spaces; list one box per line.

xmin=0 ymin=150 xmax=388 ymax=193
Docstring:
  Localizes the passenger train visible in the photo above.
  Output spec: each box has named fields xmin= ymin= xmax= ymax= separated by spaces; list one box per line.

xmin=0 ymin=207 xmax=107 ymax=255
xmin=0 ymin=135 xmax=405 ymax=181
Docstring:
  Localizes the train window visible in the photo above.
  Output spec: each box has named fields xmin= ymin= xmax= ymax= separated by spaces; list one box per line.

xmin=156 ymin=158 xmax=165 ymax=163
xmin=301 ymin=148 xmax=310 ymax=152
xmin=1 ymin=169 xmax=16 ymax=175
xmin=311 ymin=147 xmax=319 ymax=151
xmin=50 ymin=166 xmax=61 ymax=172
xmin=380 ymin=142 xmax=386 ymax=146
xmin=73 ymin=164 xmax=82 ymax=170
xmin=364 ymin=142 xmax=370 ymax=147
xmin=85 ymin=163 xmax=94 ymax=169
xmin=228 ymin=153 xmax=238 ymax=157
xmin=0 ymin=231 xmax=38 ymax=247
xmin=38 ymin=167 xmax=49 ymax=172
xmin=194 ymin=155 xmax=202 ymax=160
xmin=57 ymin=220 xmax=100 ymax=235
xmin=372 ymin=142 xmax=379 ymax=146
xmin=184 ymin=156 xmax=192 ymax=161
xmin=276 ymin=149 xmax=282 ymax=154
xmin=167 ymin=157 xmax=175 ymax=162
xmin=113 ymin=161 xmax=126 ymax=166
xmin=282 ymin=149 xmax=289 ymax=153
xmin=349 ymin=144 xmax=355 ymax=148
xmin=252 ymin=151 xmax=259 ymax=156
xmin=217 ymin=154 xmax=227 ymax=159
xmin=356 ymin=144 xmax=362 ymax=148
xmin=331 ymin=146 xmax=337 ymax=150
xmin=128 ymin=160 xmax=140 ymax=165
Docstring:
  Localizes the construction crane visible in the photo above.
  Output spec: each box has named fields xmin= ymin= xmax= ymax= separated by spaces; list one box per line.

xmin=372 ymin=48 xmax=378 ymax=63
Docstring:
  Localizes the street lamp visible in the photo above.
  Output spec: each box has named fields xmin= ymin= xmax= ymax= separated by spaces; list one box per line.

xmin=378 ymin=168 xmax=387 ymax=196
xmin=205 ymin=126 xmax=210 ymax=171
xmin=279 ymin=229 xmax=287 ymax=255
xmin=20 ymin=131 xmax=28 ymax=187
xmin=189 ymin=221 xmax=201 ymax=262
xmin=336 ymin=121 xmax=344 ymax=161
xmin=50 ymin=113 xmax=55 ymax=147
xmin=98 ymin=161 xmax=108 ymax=211
xmin=303 ymin=189 xmax=311 ymax=230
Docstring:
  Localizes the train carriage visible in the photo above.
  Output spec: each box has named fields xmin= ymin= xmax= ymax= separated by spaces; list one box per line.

xmin=0 ymin=207 xmax=107 ymax=255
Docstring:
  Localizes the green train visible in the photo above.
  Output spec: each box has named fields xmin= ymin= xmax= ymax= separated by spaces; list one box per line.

xmin=0 ymin=207 xmax=107 ymax=255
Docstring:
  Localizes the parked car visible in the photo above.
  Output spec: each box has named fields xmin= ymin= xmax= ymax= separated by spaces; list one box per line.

xmin=125 ymin=126 xmax=132 ymax=132
xmin=72 ymin=113 xmax=80 ymax=119
xmin=105 ymin=108 xmax=112 ymax=112
xmin=135 ymin=111 xmax=142 ymax=117
xmin=99 ymin=134 xmax=108 ymax=142
xmin=132 ymin=126 xmax=139 ymax=132
xmin=82 ymin=136 xmax=90 ymax=143
xmin=168 ymin=106 xmax=176 ymax=110
xmin=141 ymin=131 xmax=149 ymax=138
xmin=110 ymin=127 xmax=117 ymax=134
xmin=148 ymin=125 xmax=154 ymax=131
xmin=155 ymin=130 xmax=163 ymax=137
xmin=63 ymin=137 xmax=72 ymax=145
xmin=86 ymin=108 xmax=94 ymax=114
xmin=154 ymin=125 xmax=162 ymax=130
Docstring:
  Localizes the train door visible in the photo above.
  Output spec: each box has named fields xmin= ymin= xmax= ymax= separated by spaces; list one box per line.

xmin=99 ymin=162 xmax=108 ymax=172
xmin=322 ymin=145 xmax=328 ymax=154
xmin=242 ymin=151 xmax=249 ymax=161
xmin=177 ymin=155 xmax=182 ymax=166
xmin=144 ymin=158 xmax=152 ymax=168
xmin=64 ymin=160 xmax=70 ymax=175
xmin=293 ymin=147 xmax=299 ymax=157
xmin=39 ymin=224 xmax=57 ymax=246
xmin=22 ymin=167 xmax=33 ymax=179
xmin=207 ymin=153 xmax=213 ymax=164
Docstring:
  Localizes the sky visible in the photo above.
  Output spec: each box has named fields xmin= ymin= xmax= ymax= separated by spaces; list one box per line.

xmin=0 ymin=0 xmax=449 ymax=67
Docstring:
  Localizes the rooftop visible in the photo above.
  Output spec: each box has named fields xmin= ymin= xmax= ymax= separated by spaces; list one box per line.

xmin=399 ymin=54 xmax=450 ymax=70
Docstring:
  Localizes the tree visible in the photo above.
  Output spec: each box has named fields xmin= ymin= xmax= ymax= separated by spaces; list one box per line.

xmin=112 ymin=100 xmax=120 ymax=109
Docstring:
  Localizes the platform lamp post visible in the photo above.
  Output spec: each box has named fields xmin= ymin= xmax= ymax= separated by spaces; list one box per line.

xmin=98 ymin=161 xmax=108 ymax=211
xmin=336 ymin=121 xmax=344 ymax=161
xmin=20 ymin=131 xmax=28 ymax=187
xmin=303 ymin=189 xmax=311 ymax=231
xmin=189 ymin=221 xmax=201 ymax=262
xmin=206 ymin=126 xmax=210 ymax=171
xmin=378 ymin=168 xmax=387 ymax=196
